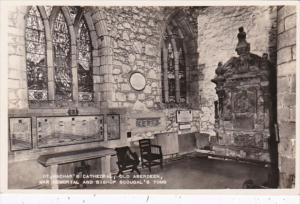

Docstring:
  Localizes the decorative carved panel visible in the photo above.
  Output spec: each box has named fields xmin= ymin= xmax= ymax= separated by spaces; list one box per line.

xmin=233 ymin=89 xmax=256 ymax=113
xmin=9 ymin=117 xmax=32 ymax=151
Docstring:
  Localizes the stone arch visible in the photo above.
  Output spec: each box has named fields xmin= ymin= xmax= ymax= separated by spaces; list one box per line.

xmin=159 ymin=8 xmax=199 ymax=106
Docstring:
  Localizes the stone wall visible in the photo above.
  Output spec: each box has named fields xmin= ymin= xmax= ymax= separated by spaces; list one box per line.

xmin=96 ymin=7 xmax=163 ymax=109
xmin=276 ymin=6 xmax=296 ymax=188
xmin=8 ymin=6 xmax=28 ymax=110
xmin=197 ymin=6 xmax=277 ymax=136
xmin=90 ymin=6 xmax=202 ymax=142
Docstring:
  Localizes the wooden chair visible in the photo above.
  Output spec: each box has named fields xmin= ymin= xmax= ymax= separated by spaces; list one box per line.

xmin=115 ymin=146 xmax=140 ymax=176
xmin=139 ymin=139 xmax=163 ymax=172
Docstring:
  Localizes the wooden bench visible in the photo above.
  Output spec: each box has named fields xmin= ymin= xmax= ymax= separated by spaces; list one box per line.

xmin=38 ymin=146 xmax=115 ymax=189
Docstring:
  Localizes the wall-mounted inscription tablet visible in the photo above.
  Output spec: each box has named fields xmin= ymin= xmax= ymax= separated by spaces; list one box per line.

xmin=136 ymin=117 xmax=161 ymax=128
xmin=9 ymin=117 xmax=32 ymax=151
xmin=37 ymin=116 xmax=104 ymax=148
xmin=107 ymin=114 xmax=120 ymax=140
xmin=176 ymin=110 xmax=193 ymax=123
xmin=179 ymin=123 xmax=191 ymax=130
xmin=129 ymin=72 xmax=146 ymax=91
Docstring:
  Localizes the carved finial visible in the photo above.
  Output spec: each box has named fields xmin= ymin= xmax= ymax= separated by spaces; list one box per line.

xmin=237 ymin=27 xmax=246 ymax=42
xmin=215 ymin=62 xmax=223 ymax=75
xmin=235 ymin=27 xmax=250 ymax=56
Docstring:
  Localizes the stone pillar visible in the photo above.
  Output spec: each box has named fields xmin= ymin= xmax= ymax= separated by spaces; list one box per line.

xmin=7 ymin=6 xmax=29 ymax=110
xmin=276 ymin=6 xmax=296 ymax=188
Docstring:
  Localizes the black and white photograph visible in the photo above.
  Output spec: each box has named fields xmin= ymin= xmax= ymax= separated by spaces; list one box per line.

xmin=1 ymin=1 xmax=298 ymax=192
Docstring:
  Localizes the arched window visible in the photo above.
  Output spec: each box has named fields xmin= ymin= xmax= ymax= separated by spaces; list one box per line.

xmin=77 ymin=17 xmax=93 ymax=101
xmin=52 ymin=9 xmax=72 ymax=101
xmin=25 ymin=6 xmax=95 ymax=104
xmin=161 ymin=25 xmax=187 ymax=104
xmin=25 ymin=6 xmax=48 ymax=101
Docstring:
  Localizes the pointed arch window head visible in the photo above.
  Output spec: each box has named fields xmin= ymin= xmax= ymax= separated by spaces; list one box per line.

xmin=77 ymin=17 xmax=93 ymax=101
xmin=25 ymin=6 xmax=48 ymax=101
xmin=52 ymin=10 xmax=72 ymax=101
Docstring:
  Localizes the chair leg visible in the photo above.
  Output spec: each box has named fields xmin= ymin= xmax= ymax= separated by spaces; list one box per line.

xmin=136 ymin=168 xmax=141 ymax=175
xmin=160 ymin=159 xmax=163 ymax=169
xmin=148 ymin=162 xmax=151 ymax=172
xmin=117 ymin=170 xmax=123 ymax=176
xmin=133 ymin=165 xmax=140 ymax=175
xmin=141 ymin=160 xmax=144 ymax=168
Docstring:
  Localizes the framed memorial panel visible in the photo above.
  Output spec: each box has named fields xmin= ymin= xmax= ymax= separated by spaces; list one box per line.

xmin=9 ymin=117 xmax=33 ymax=151
xmin=36 ymin=115 xmax=104 ymax=148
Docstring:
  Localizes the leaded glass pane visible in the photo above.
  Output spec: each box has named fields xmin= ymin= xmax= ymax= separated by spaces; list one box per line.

xmin=25 ymin=6 xmax=48 ymax=101
xmin=177 ymin=39 xmax=186 ymax=102
xmin=167 ymin=41 xmax=175 ymax=74
xmin=161 ymin=48 xmax=165 ymax=103
xmin=77 ymin=18 xmax=93 ymax=101
xmin=53 ymin=10 xmax=72 ymax=101
xmin=168 ymin=78 xmax=176 ymax=103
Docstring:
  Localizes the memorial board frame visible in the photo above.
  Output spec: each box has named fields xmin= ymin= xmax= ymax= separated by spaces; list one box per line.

xmin=9 ymin=117 xmax=33 ymax=151
xmin=36 ymin=115 xmax=104 ymax=148
xmin=176 ymin=110 xmax=193 ymax=123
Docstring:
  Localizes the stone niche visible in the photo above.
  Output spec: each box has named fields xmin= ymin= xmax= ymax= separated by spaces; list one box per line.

xmin=211 ymin=27 xmax=274 ymax=162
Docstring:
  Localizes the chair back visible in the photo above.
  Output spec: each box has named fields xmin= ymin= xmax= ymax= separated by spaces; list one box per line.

xmin=139 ymin=139 xmax=151 ymax=155
xmin=115 ymin=146 xmax=130 ymax=162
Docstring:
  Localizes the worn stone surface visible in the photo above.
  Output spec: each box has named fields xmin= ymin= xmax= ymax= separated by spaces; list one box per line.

xmin=276 ymin=6 xmax=296 ymax=188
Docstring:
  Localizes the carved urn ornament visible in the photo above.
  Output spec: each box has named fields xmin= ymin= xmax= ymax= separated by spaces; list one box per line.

xmin=211 ymin=27 xmax=275 ymax=164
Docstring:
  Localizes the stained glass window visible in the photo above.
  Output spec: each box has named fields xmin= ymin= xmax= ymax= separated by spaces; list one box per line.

xmin=161 ymin=48 xmax=165 ymax=103
xmin=77 ymin=18 xmax=93 ymax=101
xmin=177 ymin=39 xmax=187 ymax=103
xmin=25 ymin=6 xmax=48 ymax=101
xmin=161 ymin=30 xmax=187 ymax=104
xmin=26 ymin=6 xmax=96 ymax=104
xmin=52 ymin=10 xmax=72 ymax=101
xmin=167 ymin=40 xmax=176 ymax=103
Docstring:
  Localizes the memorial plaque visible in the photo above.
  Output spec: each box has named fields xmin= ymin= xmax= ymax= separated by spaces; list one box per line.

xmin=176 ymin=110 xmax=193 ymax=123
xmin=179 ymin=123 xmax=191 ymax=130
xmin=37 ymin=115 xmax=104 ymax=148
xmin=9 ymin=117 xmax=32 ymax=151
xmin=107 ymin=114 xmax=120 ymax=140
xmin=136 ymin=117 xmax=160 ymax=128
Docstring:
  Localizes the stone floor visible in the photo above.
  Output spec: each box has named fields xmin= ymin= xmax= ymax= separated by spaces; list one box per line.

xmin=82 ymin=155 xmax=269 ymax=189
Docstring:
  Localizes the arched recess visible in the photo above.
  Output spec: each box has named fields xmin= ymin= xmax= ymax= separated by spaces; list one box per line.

xmin=160 ymin=9 xmax=199 ymax=107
